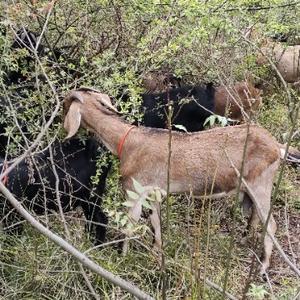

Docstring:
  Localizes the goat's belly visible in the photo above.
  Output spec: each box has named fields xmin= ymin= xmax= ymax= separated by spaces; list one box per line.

xmin=169 ymin=181 xmax=236 ymax=200
xmin=169 ymin=179 xmax=235 ymax=196
xmin=169 ymin=181 xmax=208 ymax=194
xmin=169 ymin=181 xmax=187 ymax=193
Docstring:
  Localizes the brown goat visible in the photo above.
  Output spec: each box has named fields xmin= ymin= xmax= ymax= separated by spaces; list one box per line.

xmin=142 ymin=77 xmax=262 ymax=121
xmin=63 ymin=88 xmax=295 ymax=275
xmin=214 ymin=81 xmax=262 ymax=121
xmin=244 ymin=26 xmax=300 ymax=84
xmin=257 ymin=42 xmax=300 ymax=84
xmin=141 ymin=71 xmax=181 ymax=93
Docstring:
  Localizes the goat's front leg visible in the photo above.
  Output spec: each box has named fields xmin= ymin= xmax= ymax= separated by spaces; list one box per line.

xmin=150 ymin=201 xmax=162 ymax=251
xmin=122 ymin=199 xmax=142 ymax=255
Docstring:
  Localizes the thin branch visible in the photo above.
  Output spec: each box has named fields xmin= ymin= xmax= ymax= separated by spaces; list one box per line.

xmin=172 ymin=261 xmax=238 ymax=300
xmin=222 ymin=123 xmax=251 ymax=299
xmin=226 ymin=154 xmax=300 ymax=278
xmin=0 ymin=181 xmax=154 ymax=300
xmin=225 ymin=1 xmax=300 ymax=12
xmin=0 ymin=26 xmax=61 ymax=182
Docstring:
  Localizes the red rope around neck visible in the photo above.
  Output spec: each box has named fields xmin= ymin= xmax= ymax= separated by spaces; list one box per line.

xmin=117 ymin=126 xmax=135 ymax=158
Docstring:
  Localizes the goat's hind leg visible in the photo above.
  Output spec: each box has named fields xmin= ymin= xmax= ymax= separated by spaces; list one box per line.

xmin=239 ymin=191 xmax=254 ymax=245
xmin=247 ymin=161 xmax=279 ymax=275
xmin=240 ymin=192 xmax=261 ymax=239
xmin=149 ymin=201 xmax=163 ymax=266
xmin=251 ymin=202 xmax=277 ymax=276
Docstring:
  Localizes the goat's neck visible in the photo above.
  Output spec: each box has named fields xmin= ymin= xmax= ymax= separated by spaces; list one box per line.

xmin=82 ymin=108 xmax=134 ymax=156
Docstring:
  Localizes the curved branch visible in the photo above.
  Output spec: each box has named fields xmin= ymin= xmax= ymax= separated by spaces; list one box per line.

xmin=0 ymin=181 xmax=154 ymax=300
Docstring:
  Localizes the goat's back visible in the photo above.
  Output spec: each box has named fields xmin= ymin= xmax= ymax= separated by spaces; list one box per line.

xmin=121 ymin=125 xmax=280 ymax=194
xmin=142 ymin=84 xmax=215 ymax=131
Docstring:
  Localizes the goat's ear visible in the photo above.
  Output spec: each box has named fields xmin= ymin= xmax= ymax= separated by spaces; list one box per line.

xmin=95 ymin=93 xmax=120 ymax=114
xmin=63 ymin=90 xmax=85 ymax=115
xmin=64 ymin=102 xmax=82 ymax=140
xmin=68 ymin=91 xmax=85 ymax=103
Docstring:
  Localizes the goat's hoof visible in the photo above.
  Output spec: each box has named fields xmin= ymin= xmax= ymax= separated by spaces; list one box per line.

xmin=259 ymin=267 xmax=268 ymax=281
xmin=260 ymin=271 xmax=267 ymax=282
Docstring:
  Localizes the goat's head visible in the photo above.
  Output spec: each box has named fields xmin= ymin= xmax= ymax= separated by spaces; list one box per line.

xmin=11 ymin=28 xmax=44 ymax=54
xmin=63 ymin=87 xmax=119 ymax=139
xmin=142 ymin=71 xmax=181 ymax=93
xmin=242 ymin=80 xmax=263 ymax=109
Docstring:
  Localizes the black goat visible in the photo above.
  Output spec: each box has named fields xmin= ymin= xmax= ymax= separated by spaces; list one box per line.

xmin=0 ymin=29 xmax=42 ymax=157
xmin=1 ymin=30 xmax=111 ymax=245
xmin=0 ymin=28 xmax=64 ymax=157
xmin=140 ymin=83 xmax=215 ymax=132
xmin=3 ymin=28 xmax=43 ymax=85
xmin=0 ymin=138 xmax=110 ymax=244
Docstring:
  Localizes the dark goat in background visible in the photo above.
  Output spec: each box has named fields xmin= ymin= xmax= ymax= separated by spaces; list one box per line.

xmin=135 ymin=83 xmax=215 ymax=132
xmin=0 ymin=138 xmax=109 ymax=244
xmin=5 ymin=28 xmax=62 ymax=85
xmin=0 ymin=29 xmax=44 ymax=157
xmin=0 ymin=29 xmax=111 ymax=244
xmin=0 ymin=28 xmax=65 ymax=157
xmin=139 ymin=80 xmax=261 ymax=127
xmin=141 ymin=71 xmax=182 ymax=93
xmin=4 ymin=28 xmax=43 ymax=85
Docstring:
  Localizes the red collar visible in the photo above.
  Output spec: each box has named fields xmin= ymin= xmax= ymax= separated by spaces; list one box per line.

xmin=1 ymin=162 xmax=9 ymax=186
xmin=117 ymin=126 xmax=135 ymax=158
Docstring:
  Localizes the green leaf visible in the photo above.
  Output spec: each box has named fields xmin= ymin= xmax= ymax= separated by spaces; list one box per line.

xmin=120 ymin=217 xmax=128 ymax=227
xmin=155 ymin=189 xmax=163 ymax=202
xmin=217 ymin=115 xmax=228 ymax=127
xmin=246 ymin=284 xmax=269 ymax=300
xmin=204 ymin=115 xmax=228 ymax=127
xmin=122 ymin=201 xmax=135 ymax=207
xmin=132 ymin=178 xmax=145 ymax=194
xmin=141 ymin=199 xmax=152 ymax=209
xmin=173 ymin=124 xmax=188 ymax=133
xmin=115 ymin=212 xmax=120 ymax=223
xmin=204 ymin=115 xmax=214 ymax=127
xmin=126 ymin=190 xmax=140 ymax=200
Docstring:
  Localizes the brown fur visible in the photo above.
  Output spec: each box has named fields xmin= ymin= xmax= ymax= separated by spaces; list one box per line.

xmin=214 ymin=81 xmax=262 ymax=121
xmin=257 ymin=42 xmax=300 ymax=83
xmin=142 ymin=71 xmax=180 ymax=93
xmin=63 ymin=89 xmax=283 ymax=274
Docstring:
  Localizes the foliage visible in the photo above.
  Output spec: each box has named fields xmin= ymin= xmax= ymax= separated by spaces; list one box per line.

xmin=246 ymin=284 xmax=269 ymax=300
xmin=0 ymin=0 xmax=299 ymax=299
xmin=204 ymin=114 xmax=229 ymax=128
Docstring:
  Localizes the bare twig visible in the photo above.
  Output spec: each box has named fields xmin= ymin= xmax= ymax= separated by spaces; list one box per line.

xmin=172 ymin=261 xmax=238 ymax=300
xmin=0 ymin=27 xmax=61 ymax=182
xmin=226 ymin=154 xmax=300 ymax=277
xmin=0 ymin=181 xmax=154 ymax=300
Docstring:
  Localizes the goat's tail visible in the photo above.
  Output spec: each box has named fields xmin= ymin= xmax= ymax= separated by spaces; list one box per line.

xmin=278 ymin=143 xmax=300 ymax=166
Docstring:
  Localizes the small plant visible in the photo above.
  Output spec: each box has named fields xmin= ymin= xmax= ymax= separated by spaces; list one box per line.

xmin=173 ymin=124 xmax=188 ymax=132
xmin=124 ymin=178 xmax=166 ymax=211
xmin=204 ymin=114 xmax=230 ymax=128
xmin=246 ymin=283 xmax=269 ymax=300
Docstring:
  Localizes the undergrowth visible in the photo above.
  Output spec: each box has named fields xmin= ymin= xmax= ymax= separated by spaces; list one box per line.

xmin=1 ymin=1 xmax=300 ymax=299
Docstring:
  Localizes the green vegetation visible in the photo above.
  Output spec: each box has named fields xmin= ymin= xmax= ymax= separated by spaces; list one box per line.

xmin=0 ymin=0 xmax=299 ymax=299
